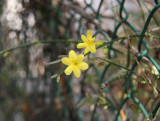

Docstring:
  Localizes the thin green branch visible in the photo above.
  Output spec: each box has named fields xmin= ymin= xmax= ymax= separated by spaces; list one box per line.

xmin=0 ymin=34 xmax=144 ymax=56
xmin=0 ymin=39 xmax=78 ymax=55
xmin=98 ymin=57 xmax=146 ymax=81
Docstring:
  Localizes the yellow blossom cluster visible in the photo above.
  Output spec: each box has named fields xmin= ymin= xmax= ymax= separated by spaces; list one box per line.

xmin=61 ymin=30 xmax=100 ymax=78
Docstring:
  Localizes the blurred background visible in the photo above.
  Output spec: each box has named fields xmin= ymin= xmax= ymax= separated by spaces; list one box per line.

xmin=0 ymin=0 xmax=160 ymax=121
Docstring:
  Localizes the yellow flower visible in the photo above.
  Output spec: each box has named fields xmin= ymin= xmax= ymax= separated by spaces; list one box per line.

xmin=77 ymin=30 xmax=99 ymax=54
xmin=61 ymin=50 xmax=88 ymax=78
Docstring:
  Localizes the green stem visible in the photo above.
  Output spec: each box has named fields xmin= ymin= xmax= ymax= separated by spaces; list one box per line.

xmin=0 ymin=34 xmax=144 ymax=56
xmin=0 ymin=39 xmax=78 ymax=55
xmin=98 ymin=57 xmax=146 ymax=81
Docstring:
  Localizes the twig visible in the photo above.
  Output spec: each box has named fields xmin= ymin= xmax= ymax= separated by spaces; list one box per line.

xmin=0 ymin=39 xmax=78 ymax=55
xmin=98 ymin=57 xmax=146 ymax=81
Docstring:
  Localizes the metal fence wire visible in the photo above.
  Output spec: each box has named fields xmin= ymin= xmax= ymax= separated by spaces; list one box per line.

xmin=1 ymin=0 xmax=160 ymax=121
xmin=61 ymin=0 xmax=160 ymax=121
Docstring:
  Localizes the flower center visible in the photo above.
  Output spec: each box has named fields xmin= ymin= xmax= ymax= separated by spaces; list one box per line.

xmin=87 ymin=40 xmax=92 ymax=46
xmin=72 ymin=60 xmax=78 ymax=66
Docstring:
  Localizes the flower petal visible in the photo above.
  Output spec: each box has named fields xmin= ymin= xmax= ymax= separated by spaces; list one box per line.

xmin=77 ymin=54 xmax=84 ymax=62
xmin=81 ymin=35 xmax=87 ymax=43
xmin=77 ymin=43 xmax=87 ymax=49
xmin=78 ymin=62 xmax=88 ymax=70
xmin=69 ymin=50 xmax=77 ymax=60
xmin=64 ymin=65 xmax=73 ymax=75
xmin=61 ymin=57 xmax=71 ymax=65
xmin=73 ymin=67 xmax=81 ymax=78
xmin=84 ymin=47 xmax=90 ymax=54
xmin=90 ymin=37 xmax=95 ymax=42
xmin=87 ymin=30 xmax=92 ymax=39
xmin=90 ymin=44 xmax=96 ymax=53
